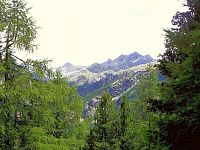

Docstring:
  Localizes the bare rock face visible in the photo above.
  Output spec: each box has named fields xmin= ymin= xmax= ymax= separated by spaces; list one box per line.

xmin=87 ymin=52 xmax=153 ymax=73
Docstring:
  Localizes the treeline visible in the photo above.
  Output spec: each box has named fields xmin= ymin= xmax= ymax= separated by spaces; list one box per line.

xmin=1 ymin=0 xmax=200 ymax=149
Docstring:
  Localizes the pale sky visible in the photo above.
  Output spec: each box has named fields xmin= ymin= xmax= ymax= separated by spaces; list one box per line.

xmin=17 ymin=0 xmax=187 ymax=67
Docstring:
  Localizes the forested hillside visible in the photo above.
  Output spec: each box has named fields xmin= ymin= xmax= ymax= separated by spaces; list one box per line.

xmin=0 ymin=0 xmax=200 ymax=149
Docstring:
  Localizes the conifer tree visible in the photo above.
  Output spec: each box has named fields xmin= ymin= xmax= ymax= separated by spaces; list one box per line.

xmin=157 ymin=0 xmax=200 ymax=149
xmin=119 ymin=96 xmax=131 ymax=150
xmin=84 ymin=93 xmax=118 ymax=150
xmin=130 ymin=66 xmax=162 ymax=149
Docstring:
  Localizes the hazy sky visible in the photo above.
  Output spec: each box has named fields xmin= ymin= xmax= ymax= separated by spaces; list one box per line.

xmin=18 ymin=0 xmax=186 ymax=67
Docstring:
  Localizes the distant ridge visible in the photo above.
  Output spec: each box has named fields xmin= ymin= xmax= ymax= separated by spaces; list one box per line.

xmin=87 ymin=51 xmax=153 ymax=73
xmin=57 ymin=51 xmax=154 ymax=78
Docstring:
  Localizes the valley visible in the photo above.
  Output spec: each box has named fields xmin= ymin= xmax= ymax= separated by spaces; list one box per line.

xmin=55 ymin=52 xmax=157 ymax=116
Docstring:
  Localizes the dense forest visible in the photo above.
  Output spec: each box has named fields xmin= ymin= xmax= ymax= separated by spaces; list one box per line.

xmin=0 ymin=0 xmax=200 ymax=149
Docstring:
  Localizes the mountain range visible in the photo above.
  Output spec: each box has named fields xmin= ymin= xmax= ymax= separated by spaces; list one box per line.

xmin=88 ymin=52 xmax=153 ymax=73
xmin=56 ymin=52 xmax=156 ymax=117
xmin=57 ymin=51 xmax=154 ymax=78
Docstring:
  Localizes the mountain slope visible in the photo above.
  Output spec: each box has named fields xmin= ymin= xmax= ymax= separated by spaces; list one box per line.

xmin=57 ymin=52 xmax=156 ymax=117
xmin=82 ymin=62 xmax=157 ymax=117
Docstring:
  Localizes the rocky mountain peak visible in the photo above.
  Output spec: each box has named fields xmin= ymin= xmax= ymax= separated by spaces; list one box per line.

xmin=62 ymin=62 xmax=74 ymax=68
xmin=88 ymin=51 xmax=153 ymax=73
xmin=129 ymin=51 xmax=142 ymax=58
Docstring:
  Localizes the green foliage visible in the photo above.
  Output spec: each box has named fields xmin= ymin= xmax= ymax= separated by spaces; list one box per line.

xmin=157 ymin=0 xmax=200 ymax=149
xmin=135 ymin=65 xmax=160 ymax=101
xmin=84 ymin=93 xmax=120 ymax=149
xmin=0 ymin=1 xmax=87 ymax=149
xmin=84 ymin=67 xmax=167 ymax=150
xmin=25 ymin=127 xmax=70 ymax=150
xmin=126 ymin=66 xmax=166 ymax=150
xmin=0 ymin=0 xmax=37 ymax=52
xmin=0 ymin=62 xmax=86 ymax=149
xmin=118 ymin=96 xmax=131 ymax=150
xmin=2 ymin=0 xmax=200 ymax=149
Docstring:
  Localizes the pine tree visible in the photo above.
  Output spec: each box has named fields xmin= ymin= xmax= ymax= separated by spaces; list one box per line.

xmin=84 ymin=130 xmax=95 ymax=150
xmin=84 ymin=93 xmax=119 ymax=150
xmin=130 ymin=66 xmax=162 ymax=149
xmin=157 ymin=0 xmax=200 ymax=149
xmin=119 ymin=96 xmax=131 ymax=150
